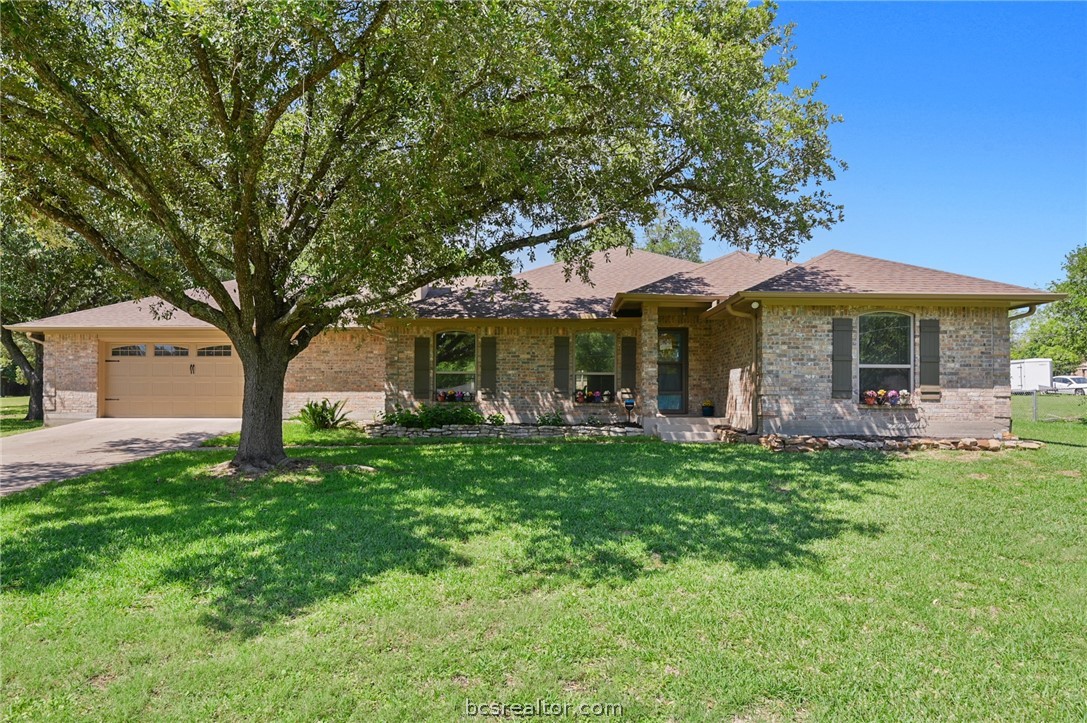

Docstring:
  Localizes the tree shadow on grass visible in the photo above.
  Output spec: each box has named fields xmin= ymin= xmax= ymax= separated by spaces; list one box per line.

xmin=1 ymin=443 xmax=901 ymax=636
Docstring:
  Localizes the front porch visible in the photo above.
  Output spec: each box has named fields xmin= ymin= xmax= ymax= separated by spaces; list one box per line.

xmin=635 ymin=302 xmax=757 ymax=433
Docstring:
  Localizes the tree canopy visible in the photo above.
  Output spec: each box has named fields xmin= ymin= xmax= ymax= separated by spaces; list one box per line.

xmin=1013 ymin=245 xmax=1087 ymax=374
xmin=0 ymin=212 xmax=125 ymax=419
xmin=2 ymin=0 xmax=844 ymax=467
xmin=639 ymin=216 xmax=703 ymax=263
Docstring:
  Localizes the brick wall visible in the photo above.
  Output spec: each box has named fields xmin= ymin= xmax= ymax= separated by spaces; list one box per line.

xmin=40 ymin=329 xmax=387 ymax=423
xmin=285 ymin=329 xmax=386 ymax=421
xmin=385 ymin=320 xmax=641 ymax=424
xmin=43 ymin=333 xmax=99 ymax=423
xmin=758 ymin=304 xmax=1013 ymax=438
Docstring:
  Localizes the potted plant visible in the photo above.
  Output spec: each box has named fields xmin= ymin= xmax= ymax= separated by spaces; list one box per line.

xmin=899 ymin=390 xmax=911 ymax=406
xmin=701 ymin=399 xmax=715 ymax=416
xmin=576 ymin=390 xmax=585 ymax=403
xmin=863 ymin=390 xmax=877 ymax=406
xmin=437 ymin=391 xmax=446 ymax=402
xmin=593 ymin=390 xmax=602 ymax=403
xmin=887 ymin=389 xmax=900 ymax=406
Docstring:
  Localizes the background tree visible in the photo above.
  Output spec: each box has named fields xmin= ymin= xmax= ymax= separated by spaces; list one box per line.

xmin=1012 ymin=245 xmax=1087 ymax=374
xmin=2 ymin=0 xmax=844 ymax=470
xmin=639 ymin=215 xmax=704 ymax=263
xmin=0 ymin=213 xmax=125 ymax=420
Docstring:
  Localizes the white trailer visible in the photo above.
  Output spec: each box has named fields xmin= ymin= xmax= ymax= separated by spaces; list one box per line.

xmin=1010 ymin=358 xmax=1052 ymax=391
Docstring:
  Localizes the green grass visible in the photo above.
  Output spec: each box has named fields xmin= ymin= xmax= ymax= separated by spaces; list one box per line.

xmin=0 ymin=396 xmax=42 ymax=437
xmin=4 ymin=416 xmax=1086 ymax=721
xmin=203 ymin=420 xmax=370 ymax=447
xmin=1012 ymin=392 xmax=1087 ymax=424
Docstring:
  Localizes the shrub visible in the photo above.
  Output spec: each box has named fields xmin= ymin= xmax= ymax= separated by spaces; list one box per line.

xmin=297 ymin=399 xmax=355 ymax=431
xmin=486 ymin=413 xmax=506 ymax=426
xmin=381 ymin=403 xmax=485 ymax=429
xmin=536 ymin=410 xmax=565 ymax=426
xmin=584 ymin=414 xmax=605 ymax=427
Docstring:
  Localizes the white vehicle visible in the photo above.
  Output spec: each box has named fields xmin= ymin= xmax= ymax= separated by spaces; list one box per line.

xmin=1010 ymin=358 xmax=1052 ymax=392
xmin=1051 ymin=376 xmax=1087 ymax=395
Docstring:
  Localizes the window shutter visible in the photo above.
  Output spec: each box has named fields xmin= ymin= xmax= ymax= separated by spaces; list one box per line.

xmin=480 ymin=336 xmax=497 ymax=391
xmin=553 ymin=336 xmax=570 ymax=392
xmin=413 ymin=336 xmax=431 ymax=400
xmin=919 ymin=319 xmax=940 ymax=399
xmin=831 ymin=317 xmax=852 ymax=399
xmin=620 ymin=336 xmax=637 ymax=389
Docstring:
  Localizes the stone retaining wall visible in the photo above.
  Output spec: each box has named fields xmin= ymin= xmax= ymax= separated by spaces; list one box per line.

xmin=364 ymin=423 xmax=645 ymax=439
xmin=715 ymin=426 xmax=1043 ymax=452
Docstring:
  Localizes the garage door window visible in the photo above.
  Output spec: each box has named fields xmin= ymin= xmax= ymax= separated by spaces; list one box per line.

xmin=111 ymin=344 xmax=146 ymax=357
xmin=197 ymin=345 xmax=232 ymax=357
xmin=154 ymin=344 xmax=189 ymax=357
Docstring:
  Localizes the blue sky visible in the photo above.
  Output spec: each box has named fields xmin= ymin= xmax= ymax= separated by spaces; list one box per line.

xmin=524 ymin=2 xmax=1087 ymax=290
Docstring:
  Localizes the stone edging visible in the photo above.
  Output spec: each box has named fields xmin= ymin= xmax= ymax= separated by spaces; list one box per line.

xmin=714 ymin=426 xmax=1044 ymax=452
xmin=363 ymin=423 xmax=644 ymax=439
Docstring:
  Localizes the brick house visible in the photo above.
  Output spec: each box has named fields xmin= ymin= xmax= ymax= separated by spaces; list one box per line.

xmin=7 ymin=248 xmax=1061 ymax=439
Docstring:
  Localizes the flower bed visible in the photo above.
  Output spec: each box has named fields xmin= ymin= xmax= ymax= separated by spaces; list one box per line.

xmin=363 ymin=423 xmax=644 ymax=439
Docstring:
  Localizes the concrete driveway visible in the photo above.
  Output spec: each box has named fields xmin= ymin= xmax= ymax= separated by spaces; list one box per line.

xmin=0 ymin=418 xmax=241 ymax=496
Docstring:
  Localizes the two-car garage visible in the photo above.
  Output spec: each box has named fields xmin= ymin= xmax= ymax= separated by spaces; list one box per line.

xmin=101 ymin=340 xmax=243 ymax=417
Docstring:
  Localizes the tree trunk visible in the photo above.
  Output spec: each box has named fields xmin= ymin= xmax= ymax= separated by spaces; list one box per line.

xmin=27 ymin=334 xmax=44 ymax=421
xmin=1 ymin=328 xmax=43 ymax=422
xmin=233 ymin=342 xmax=291 ymax=471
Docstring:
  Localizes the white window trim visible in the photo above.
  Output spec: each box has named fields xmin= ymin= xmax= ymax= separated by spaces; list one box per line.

xmin=857 ymin=311 xmax=914 ymax=390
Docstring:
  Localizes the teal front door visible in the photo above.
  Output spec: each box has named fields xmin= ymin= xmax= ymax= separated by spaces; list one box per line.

xmin=657 ymin=328 xmax=687 ymax=414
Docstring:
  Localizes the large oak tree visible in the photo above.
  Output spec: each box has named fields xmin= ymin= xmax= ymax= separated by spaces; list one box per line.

xmin=2 ymin=0 xmax=843 ymax=469
xmin=0 ymin=213 xmax=126 ymax=420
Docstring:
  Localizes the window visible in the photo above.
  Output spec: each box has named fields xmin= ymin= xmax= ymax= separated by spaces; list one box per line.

xmin=434 ymin=332 xmax=476 ymax=394
xmin=858 ymin=312 xmax=912 ymax=396
xmin=154 ymin=344 xmax=189 ymax=357
xmin=111 ymin=344 xmax=146 ymax=357
xmin=197 ymin=345 xmax=232 ymax=357
xmin=575 ymin=332 xmax=616 ymax=395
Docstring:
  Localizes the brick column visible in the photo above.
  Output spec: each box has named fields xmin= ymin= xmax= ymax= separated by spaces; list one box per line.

xmin=639 ymin=303 xmax=659 ymax=419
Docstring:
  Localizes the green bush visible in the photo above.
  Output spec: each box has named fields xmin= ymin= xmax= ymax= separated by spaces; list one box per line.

xmin=536 ymin=410 xmax=565 ymax=426
xmin=297 ymin=399 xmax=355 ymax=431
xmin=381 ymin=403 xmax=485 ymax=429
xmin=486 ymin=413 xmax=506 ymax=426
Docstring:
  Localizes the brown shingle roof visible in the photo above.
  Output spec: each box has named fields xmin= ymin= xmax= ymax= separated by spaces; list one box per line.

xmin=413 ymin=248 xmax=700 ymax=319
xmin=744 ymin=250 xmax=1059 ymax=298
xmin=625 ymin=250 xmax=793 ymax=297
xmin=5 ymin=282 xmax=240 ymax=331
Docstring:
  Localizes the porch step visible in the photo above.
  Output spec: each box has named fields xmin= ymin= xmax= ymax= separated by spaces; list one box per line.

xmin=653 ymin=416 xmax=722 ymax=444
xmin=658 ymin=430 xmax=719 ymax=443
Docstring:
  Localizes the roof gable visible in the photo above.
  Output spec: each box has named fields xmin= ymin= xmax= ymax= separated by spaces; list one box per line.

xmin=625 ymin=250 xmax=792 ymax=297
xmin=413 ymin=248 xmax=699 ymax=319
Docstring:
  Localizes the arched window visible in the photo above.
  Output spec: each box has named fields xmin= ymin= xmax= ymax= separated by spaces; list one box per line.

xmin=197 ymin=345 xmax=232 ymax=357
xmin=154 ymin=344 xmax=189 ymax=357
xmin=434 ymin=332 xmax=476 ymax=394
xmin=111 ymin=344 xmax=146 ymax=357
xmin=858 ymin=312 xmax=912 ymax=395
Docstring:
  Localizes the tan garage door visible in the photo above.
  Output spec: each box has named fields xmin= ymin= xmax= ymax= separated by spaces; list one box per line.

xmin=102 ymin=342 xmax=243 ymax=417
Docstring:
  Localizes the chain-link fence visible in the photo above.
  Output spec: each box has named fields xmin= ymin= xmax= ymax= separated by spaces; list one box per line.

xmin=1011 ymin=389 xmax=1087 ymax=422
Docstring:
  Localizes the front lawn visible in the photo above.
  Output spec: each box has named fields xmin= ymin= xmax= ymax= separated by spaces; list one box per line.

xmin=0 ymin=396 xmax=42 ymax=437
xmin=3 ymin=423 xmax=1085 ymax=720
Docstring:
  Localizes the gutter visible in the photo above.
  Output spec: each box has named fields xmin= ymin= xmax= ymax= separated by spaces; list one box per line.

xmin=1008 ymin=304 xmax=1038 ymax=321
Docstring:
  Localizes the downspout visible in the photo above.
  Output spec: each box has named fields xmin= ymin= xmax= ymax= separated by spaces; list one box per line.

xmin=722 ymin=300 xmax=760 ymax=433
xmin=1008 ymin=304 xmax=1037 ymax=321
